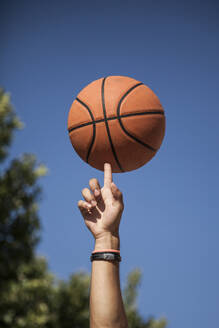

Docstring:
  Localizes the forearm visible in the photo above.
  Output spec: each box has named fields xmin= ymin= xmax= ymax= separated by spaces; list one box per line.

xmin=90 ymin=233 xmax=128 ymax=328
xmin=78 ymin=164 xmax=127 ymax=327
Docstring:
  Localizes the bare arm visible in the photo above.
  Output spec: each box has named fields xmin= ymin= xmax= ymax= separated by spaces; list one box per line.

xmin=78 ymin=163 xmax=128 ymax=328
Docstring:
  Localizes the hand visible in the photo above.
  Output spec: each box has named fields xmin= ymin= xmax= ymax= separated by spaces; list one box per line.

xmin=78 ymin=163 xmax=124 ymax=241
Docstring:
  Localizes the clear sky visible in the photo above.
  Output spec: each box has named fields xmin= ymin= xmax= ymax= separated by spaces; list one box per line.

xmin=1 ymin=1 xmax=219 ymax=327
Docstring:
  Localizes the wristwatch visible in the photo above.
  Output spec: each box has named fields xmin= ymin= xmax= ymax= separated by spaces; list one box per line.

xmin=90 ymin=251 xmax=121 ymax=262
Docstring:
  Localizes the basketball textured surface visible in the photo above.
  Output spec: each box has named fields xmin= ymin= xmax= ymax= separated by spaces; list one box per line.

xmin=67 ymin=76 xmax=165 ymax=173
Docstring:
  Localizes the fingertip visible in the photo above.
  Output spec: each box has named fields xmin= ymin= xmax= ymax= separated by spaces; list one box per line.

xmin=111 ymin=182 xmax=118 ymax=190
xmin=110 ymin=182 xmax=123 ymax=201
xmin=78 ymin=200 xmax=92 ymax=210
xmin=94 ymin=189 xmax=100 ymax=197
xmin=89 ymin=178 xmax=100 ymax=192
xmin=111 ymin=182 xmax=117 ymax=197
xmin=91 ymin=200 xmax=97 ymax=206
xmin=104 ymin=162 xmax=110 ymax=168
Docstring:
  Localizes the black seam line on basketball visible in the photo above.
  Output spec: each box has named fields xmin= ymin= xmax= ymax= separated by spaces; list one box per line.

xmin=68 ymin=110 xmax=164 ymax=133
xmin=75 ymin=97 xmax=96 ymax=163
xmin=102 ymin=77 xmax=124 ymax=172
xmin=117 ymin=83 xmax=157 ymax=152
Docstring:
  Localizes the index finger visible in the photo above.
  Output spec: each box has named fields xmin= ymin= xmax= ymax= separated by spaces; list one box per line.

xmin=104 ymin=163 xmax=112 ymax=187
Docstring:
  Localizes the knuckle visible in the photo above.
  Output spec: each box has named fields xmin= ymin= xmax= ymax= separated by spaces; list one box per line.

xmin=116 ymin=185 xmax=121 ymax=192
xmin=117 ymin=187 xmax=123 ymax=196
xmin=118 ymin=199 xmax=124 ymax=209
xmin=119 ymin=190 xmax=123 ymax=198
xmin=78 ymin=200 xmax=83 ymax=207
xmin=117 ymin=193 xmax=122 ymax=200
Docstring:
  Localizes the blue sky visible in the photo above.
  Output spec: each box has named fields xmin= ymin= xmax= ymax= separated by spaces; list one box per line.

xmin=1 ymin=1 xmax=219 ymax=327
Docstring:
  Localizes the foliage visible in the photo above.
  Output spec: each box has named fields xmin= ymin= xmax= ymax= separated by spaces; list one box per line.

xmin=0 ymin=257 xmax=55 ymax=328
xmin=123 ymin=269 xmax=166 ymax=328
xmin=55 ymin=272 xmax=90 ymax=328
xmin=0 ymin=88 xmax=23 ymax=162
xmin=0 ymin=88 xmax=167 ymax=328
xmin=0 ymin=154 xmax=47 ymax=283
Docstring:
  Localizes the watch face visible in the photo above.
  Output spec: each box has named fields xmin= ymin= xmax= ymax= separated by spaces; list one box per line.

xmin=91 ymin=252 xmax=121 ymax=262
xmin=103 ymin=254 xmax=115 ymax=260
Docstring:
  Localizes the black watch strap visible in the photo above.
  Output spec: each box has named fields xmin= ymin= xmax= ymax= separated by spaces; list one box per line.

xmin=90 ymin=252 xmax=121 ymax=262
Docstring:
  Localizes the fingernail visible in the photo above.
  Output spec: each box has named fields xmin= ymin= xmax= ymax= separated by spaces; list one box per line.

xmin=87 ymin=203 xmax=92 ymax=208
xmin=94 ymin=189 xmax=100 ymax=196
xmin=91 ymin=200 xmax=97 ymax=206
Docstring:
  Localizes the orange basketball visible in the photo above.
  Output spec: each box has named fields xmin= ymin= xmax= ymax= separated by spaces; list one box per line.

xmin=67 ymin=76 xmax=165 ymax=173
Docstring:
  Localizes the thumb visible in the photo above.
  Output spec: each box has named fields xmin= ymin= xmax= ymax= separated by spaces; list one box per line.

xmin=111 ymin=182 xmax=123 ymax=202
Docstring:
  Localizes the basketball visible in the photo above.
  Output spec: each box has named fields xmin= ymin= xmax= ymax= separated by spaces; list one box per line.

xmin=67 ymin=76 xmax=165 ymax=173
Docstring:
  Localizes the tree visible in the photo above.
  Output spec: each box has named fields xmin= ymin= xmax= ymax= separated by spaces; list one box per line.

xmin=123 ymin=269 xmax=166 ymax=328
xmin=0 ymin=88 xmax=49 ymax=327
xmin=55 ymin=272 xmax=90 ymax=328
xmin=1 ymin=257 xmax=55 ymax=328
xmin=54 ymin=269 xmax=167 ymax=328
xmin=0 ymin=88 xmax=47 ymax=283
xmin=0 ymin=88 xmax=167 ymax=328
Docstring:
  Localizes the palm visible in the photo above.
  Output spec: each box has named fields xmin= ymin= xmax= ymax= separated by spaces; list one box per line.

xmin=84 ymin=186 xmax=122 ymax=238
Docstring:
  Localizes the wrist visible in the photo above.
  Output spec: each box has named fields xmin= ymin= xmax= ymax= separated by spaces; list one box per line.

xmin=94 ymin=232 xmax=120 ymax=251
